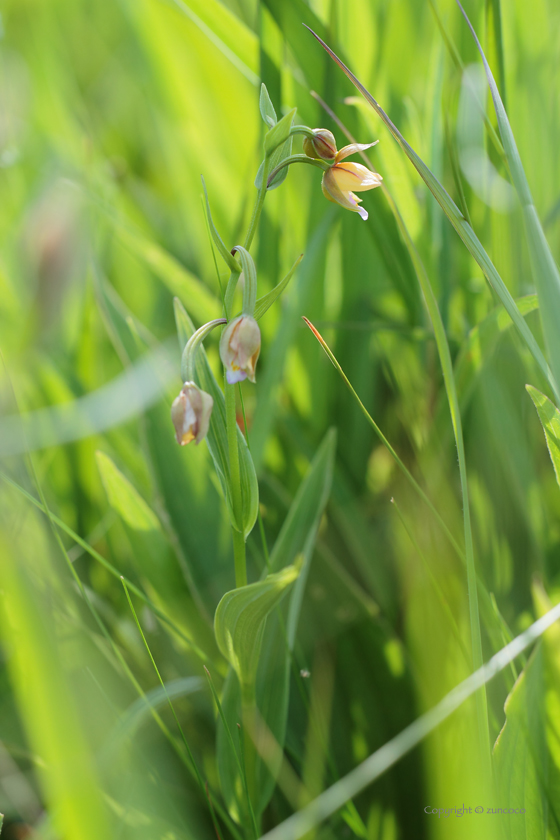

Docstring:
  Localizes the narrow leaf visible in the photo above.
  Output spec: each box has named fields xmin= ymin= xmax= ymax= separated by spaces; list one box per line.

xmin=201 ymin=176 xmax=240 ymax=273
xmin=254 ymin=254 xmax=303 ymax=320
xmin=264 ymin=107 xmax=297 ymax=155
xmin=259 ymin=83 xmax=277 ymax=127
xmin=526 ymin=385 xmax=560 ymax=487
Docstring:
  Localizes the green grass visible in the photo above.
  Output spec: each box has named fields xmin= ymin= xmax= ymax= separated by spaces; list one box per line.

xmin=1 ymin=0 xmax=560 ymax=838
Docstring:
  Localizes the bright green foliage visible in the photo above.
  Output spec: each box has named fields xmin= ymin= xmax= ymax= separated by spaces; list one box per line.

xmin=215 ymin=560 xmax=301 ymax=693
xmin=494 ymin=583 xmax=560 ymax=838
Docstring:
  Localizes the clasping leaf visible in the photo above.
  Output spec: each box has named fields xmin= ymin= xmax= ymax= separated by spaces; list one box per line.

xmin=214 ymin=560 xmax=301 ymax=695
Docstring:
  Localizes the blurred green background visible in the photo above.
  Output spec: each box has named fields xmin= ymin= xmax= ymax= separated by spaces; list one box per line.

xmin=1 ymin=0 xmax=560 ymax=837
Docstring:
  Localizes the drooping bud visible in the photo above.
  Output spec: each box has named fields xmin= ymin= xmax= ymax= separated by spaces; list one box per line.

xmin=220 ymin=315 xmax=261 ymax=385
xmin=171 ymin=382 xmax=213 ymax=445
xmin=303 ymin=128 xmax=337 ymax=162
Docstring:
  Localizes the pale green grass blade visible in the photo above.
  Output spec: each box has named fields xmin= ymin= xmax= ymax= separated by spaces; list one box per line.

xmin=304 ymin=26 xmax=560 ymax=403
xmin=259 ymin=599 xmax=560 ymax=840
xmin=456 ymin=0 xmax=560 ymax=396
xmin=526 ymin=386 xmax=560 ymax=487
xmin=0 ymin=536 xmax=113 ymax=840
xmin=109 ymin=677 xmax=204 ymax=747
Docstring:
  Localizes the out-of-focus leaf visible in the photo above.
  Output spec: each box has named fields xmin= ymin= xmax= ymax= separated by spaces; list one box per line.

xmin=116 ymin=223 xmax=220 ymax=324
xmin=96 ymin=451 xmax=219 ymax=661
xmin=455 ymin=296 xmax=538 ymax=410
xmin=214 ymin=561 xmax=301 ymax=693
xmin=217 ymin=430 xmax=336 ymax=819
xmin=174 ymin=298 xmax=259 ymax=539
xmin=0 ymin=534 xmax=113 ymax=840
xmin=493 ymin=582 xmax=560 ymax=837
xmin=526 ymin=386 xmax=560 ymax=487
xmin=254 ymin=254 xmax=303 ymax=321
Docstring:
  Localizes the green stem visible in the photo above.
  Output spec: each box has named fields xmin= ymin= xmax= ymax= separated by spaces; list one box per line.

xmin=241 ymin=681 xmax=258 ymax=806
xmin=225 ymin=374 xmax=247 ymax=587
xmin=244 ymin=157 xmax=271 ymax=251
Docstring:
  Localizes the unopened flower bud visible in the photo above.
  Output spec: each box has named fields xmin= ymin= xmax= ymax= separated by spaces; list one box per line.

xmin=220 ymin=315 xmax=261 ymax=385
xmin=171 ymin=382 xmax=213 ymax=445
xmin=303 ymin=128 xmax=337 ymax=162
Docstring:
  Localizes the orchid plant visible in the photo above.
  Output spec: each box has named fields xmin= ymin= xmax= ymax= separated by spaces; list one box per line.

xmin=169 ymin=84 xmax=381 ymax=826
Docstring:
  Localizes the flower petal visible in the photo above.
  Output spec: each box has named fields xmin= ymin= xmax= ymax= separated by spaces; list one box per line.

xmin=335 ymin=141 xmax=379 ymax=162
xmin=226 ymin=368 xmax=248 ymax=385
xmin=322 ymin=169 xmax=360 ymax=210
xmin=331 ymin=162 xmax=383 ymax=192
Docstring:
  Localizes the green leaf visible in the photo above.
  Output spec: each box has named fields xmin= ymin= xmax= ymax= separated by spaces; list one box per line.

xmin=255 ymin=108 xmax=297 ymax=192
xmin=456 ymin=0 xmax=560 ymax=401
xmin=254 ymin=254 xmax=303 ymax=320
xmin=264 ymin=107 xmax=297 ymax=155
xmin=214 ymin=561 xmax=301 ymax=692
xmin=217 ymin=430 xmax=336 ymax=818
xmin=174 ymin=298 xmax=259 ymax=539
xmin=201 ymin=176 xmax=240 ymax=273
xmin=526 ymin=385 xmax=560 ymax=487
xmin=259 ymin=82 xmax=277 ymax=127
xmin=493 ymin=583 xmax=560 ymax=838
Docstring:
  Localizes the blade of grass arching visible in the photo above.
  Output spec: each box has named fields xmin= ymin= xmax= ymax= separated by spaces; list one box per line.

xmin=304 ymin=26 xmax=560 ymax=405
xmin=165 ymin=0 xmax=259 ymax=86
xmin=260 ymin=599 xmax=560 ymax=840
xmin=0 ymin=470 xmax=212 ymax=661
xmin=485 ymin=0 xmax=507 ymax=109
xmin=120 ymin=580 xmax=224 ymax=840
xmin=456 ymin=0 xmax=560 ymax=397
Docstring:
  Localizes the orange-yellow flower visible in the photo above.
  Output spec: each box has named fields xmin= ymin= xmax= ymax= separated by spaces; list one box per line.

xmin=322 ymin=143 xmax=382 ymax=221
